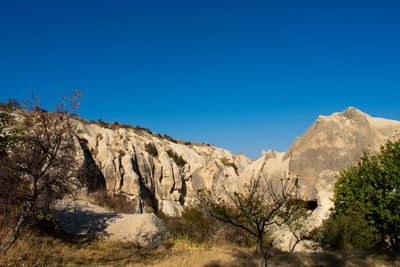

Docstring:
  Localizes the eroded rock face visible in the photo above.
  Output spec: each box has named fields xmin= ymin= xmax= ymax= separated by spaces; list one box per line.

xmin=74 ymin=120 xmax=251 ymax=214
xmin=73 ymin=107 xmax=400 ymax=239
xmin=238 ymin=107 xmax=400 ymax=231
xmin=286 ymin=107 xmax=400 ymax=225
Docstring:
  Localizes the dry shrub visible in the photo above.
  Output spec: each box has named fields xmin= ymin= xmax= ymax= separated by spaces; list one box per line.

xmin=161 ymin=207 xmax=215 ymax=244
xmin=91 ymin=189 xmax=137 ymax=214
xmin=0 ymin=227 xmax=146 ymax=267
xmin=160 ymin=207 xmax=259 ymax=248
xmin=1 ymin=225 xmax=399 ymax=267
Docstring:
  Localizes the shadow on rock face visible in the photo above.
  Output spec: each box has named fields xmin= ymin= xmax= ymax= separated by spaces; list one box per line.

xmin=52 ymin=199 xmax=168 ymax=248
xmin=52 ymin=199 xmax=120 ymax=237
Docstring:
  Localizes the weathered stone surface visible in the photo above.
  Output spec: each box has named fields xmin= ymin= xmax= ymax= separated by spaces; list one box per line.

xmin=70 ymin=107 xmax=400 ymax=251
xmin=284 ymin=107 xmax=400 ymax=225
xmin=120 ymin=154 xmax=140 ymax=195
xmin=52 ymin=199 xmax=168 ymax=248
xmin=159 ymin=200 xmax=184 ymax=217
xmin=73 ymin=119 xmax=249 ymax=215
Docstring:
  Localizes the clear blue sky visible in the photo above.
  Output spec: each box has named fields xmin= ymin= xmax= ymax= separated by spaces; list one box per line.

xmin=1 ymin=0 xmax=400 ymax=159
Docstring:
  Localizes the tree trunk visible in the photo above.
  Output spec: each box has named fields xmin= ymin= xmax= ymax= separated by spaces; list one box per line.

xmin=390 ymin=236 xmax=399 ymax=252
xmin=0 ymin=202 xmax=32 ymax=255
xmin=290 ymin=238 xmax=301 ymax=252
xmin=258 ymin=237 xmax=266 ymax=267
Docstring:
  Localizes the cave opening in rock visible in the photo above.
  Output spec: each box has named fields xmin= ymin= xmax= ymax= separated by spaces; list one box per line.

xmin=306 ymin=199 xmax=318 ymax=211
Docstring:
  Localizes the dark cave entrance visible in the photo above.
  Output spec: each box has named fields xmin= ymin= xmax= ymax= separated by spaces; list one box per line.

xmin=306 ymin=199 xmax=318 ymax=211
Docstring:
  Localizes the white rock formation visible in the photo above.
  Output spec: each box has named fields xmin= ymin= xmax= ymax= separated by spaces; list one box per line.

xmin=73 ymin=120 xmax=252 ymax=215
xmin=72 ymin=108 xmax=400 ymax=220
xmin=52 ymin=199 xmax=168 ymax=248
xmin=68 ymin=107 xmax=400 ymax=250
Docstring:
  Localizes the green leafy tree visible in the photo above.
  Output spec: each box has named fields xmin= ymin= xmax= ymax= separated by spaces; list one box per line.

xmin=329 ymin=139 xmax=400 ymax=251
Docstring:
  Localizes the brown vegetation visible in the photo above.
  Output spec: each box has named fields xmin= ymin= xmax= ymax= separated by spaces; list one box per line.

xmin=90 ymin=189 xmax=138 ymax=214
xmin=194 ymin=166 xmax=306 ymax=267
xmin=0 ymin=90 xmax=83 ymax=254
xmin=1 ymin=227 xmax=399 ymax=267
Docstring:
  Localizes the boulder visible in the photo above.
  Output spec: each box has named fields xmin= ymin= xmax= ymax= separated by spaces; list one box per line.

xmin=52 ymin=199 xmax=168 ymax=248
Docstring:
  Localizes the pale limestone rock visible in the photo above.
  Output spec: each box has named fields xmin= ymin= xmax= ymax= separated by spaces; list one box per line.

xmin=172 ymin=163 xmax=182 ymax=190
xmin=120 ymin=154 xmax=140 ymax=195
xmin=159 ymin=200 xmax=184 ymax=217
xmin=153 ymin=162 xmax=164 ymax=200
xmin=135 ymin=149 xmax=154 ymax=192
xmin=52 ymin=199 xmax=168 ymax=248
xmin=67 ymin=107 xmax=400 ymax=250
xmin=159 ymin=151 xmax=175 ymax=200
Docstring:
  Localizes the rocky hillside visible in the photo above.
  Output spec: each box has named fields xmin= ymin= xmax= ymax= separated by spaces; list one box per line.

xmin=73 ymin=107 xmax=400 ymax=222
xmin=73 ymin=118 xmax=252 ymax=216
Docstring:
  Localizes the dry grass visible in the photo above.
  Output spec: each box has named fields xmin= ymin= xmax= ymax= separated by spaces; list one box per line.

xmin=1 ymin=230 xmax=399 ymax=267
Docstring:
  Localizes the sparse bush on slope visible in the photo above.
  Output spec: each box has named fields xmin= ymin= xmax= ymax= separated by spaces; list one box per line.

xmin=145 ymin=142 xmax=158 ymax=157
xmin=167 ymin=149 xmax=187 ymax=167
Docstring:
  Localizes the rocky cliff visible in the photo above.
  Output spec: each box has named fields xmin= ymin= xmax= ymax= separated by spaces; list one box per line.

xmin=73 ymin=107 xmax=400 ymax=221
xmin=74 ymin=119 xmax=252 ymax=216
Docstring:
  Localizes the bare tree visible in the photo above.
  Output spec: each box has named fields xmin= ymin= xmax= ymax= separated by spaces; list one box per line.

xmin=0 ymin=90 xmax=82 ymax=254
xmin=286 ymin=201 xmax=311 ymax=252
xmin=194 ymin=167 xmax=304 ymax=267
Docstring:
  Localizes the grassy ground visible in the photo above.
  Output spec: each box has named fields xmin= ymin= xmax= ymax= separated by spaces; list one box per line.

xmin=1 ymin=230 xmax=399 ymax=267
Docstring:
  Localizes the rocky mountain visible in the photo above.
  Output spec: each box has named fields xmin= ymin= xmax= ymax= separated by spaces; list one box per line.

xmin=73 ymin=107 xmax=400 ymax=223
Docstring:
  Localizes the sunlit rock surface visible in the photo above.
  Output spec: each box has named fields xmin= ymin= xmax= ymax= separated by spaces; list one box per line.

xmin=70 ymin=107 xmax=400 ymax=250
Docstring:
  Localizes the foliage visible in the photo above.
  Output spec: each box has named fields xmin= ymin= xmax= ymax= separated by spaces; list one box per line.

xmin=285 ymin=200 xmax=312 ymax=252
xmin=0 ymin=90 xmax=83 ymax=254
xmin=6 ymin=98 xmax=20 ymax=109
xmin=161 ymin=206 xmax=215 ymax=245
xmin=145 ymin=142 xmax=158 ymax=157
xmin=193 ymin=166 xmax=304 ymax=267
xmin=317 ymin=139 xmax=400 ymax=251
xmin=2 ymin=229 xmax=400 ymax=267
xmin=0 ymin=110 xmax=31 ymax=244
xmin=161 ymin=206 xmax=260 ymax=248
xmin=221 ymin=157 xmax=238 ymax=175
xmin=0 ymin=98 xmax=20 ymax=110
xmin=310 ymin=208 xmax=379 ymax=250
xmin=166 ymin=235 xmax=212 ymax=249
xmin=167 ymin=149 xmax=187 ymax=167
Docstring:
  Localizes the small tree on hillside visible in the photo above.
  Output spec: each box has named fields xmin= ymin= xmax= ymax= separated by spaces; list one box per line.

xmin=0 ymin=90 xmax=83 ymax=254
xmin=194 ymin=167 xmax=305 ymax=267
xmin=286 ymin=201 xmax=311 ymax=252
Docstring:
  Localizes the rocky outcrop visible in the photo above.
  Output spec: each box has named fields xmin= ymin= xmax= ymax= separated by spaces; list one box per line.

xmin=231 ymin=107 xmax=400 ymax=251
xmin=73 ymin=107 xmax=400 ymax=229
xmin=74 ymin=120 xmax=252 ymax=216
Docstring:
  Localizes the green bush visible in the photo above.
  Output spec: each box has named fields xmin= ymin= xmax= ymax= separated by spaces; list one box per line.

xmin=310 ymin=208 xmax=380 ymax=250
xmin=313 ymin=139 xmax=400 ymax=251
xmin=145 ymin=143 xmax=158 ymax=157
xmin=167 ymin=149 xmax=186 ymax=167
